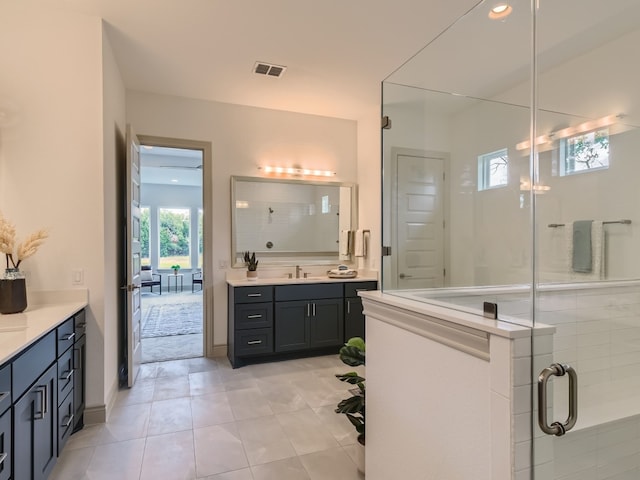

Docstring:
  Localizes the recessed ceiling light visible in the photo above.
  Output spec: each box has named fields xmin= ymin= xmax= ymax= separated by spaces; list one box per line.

xmin=171 ymin=179 xmax=178 ymax=183
xmin=489 ymin=3 xmax=512 ymax=20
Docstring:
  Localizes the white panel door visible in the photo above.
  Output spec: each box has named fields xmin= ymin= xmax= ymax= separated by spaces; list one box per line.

xmin=396 ymin=154 xmax=445 ymax=288
xmin=125 ymin=125 xmax=142 ymax=387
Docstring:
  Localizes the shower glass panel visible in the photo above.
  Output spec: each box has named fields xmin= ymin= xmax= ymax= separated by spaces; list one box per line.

xmin=532 ymin=1 xmax=640 ymax=478
xmin=381 ymin=0 xmax=534 ymax=322
xmin=382 ymin=0 xmax=640 ymax=478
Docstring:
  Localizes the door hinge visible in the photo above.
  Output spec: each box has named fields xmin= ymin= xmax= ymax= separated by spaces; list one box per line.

xmin=443 ymin=268 xmax=446 ymax=277
xmin=382 ymin=246 xmax=392 ymax=256
xmin=381 ymin=116 xmax=392 ymax=130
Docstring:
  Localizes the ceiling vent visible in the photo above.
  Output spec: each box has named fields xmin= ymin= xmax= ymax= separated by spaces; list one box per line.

xmin=253 ymin=61 xmax=287 ymax=78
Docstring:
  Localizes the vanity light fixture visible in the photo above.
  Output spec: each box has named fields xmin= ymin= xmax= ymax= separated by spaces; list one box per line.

xmin=488 ymin=3 xmax=513 ymax=20
xmin=516 ymin=113 xmax=624 ymax=151
xmin=260 ymin=166 xmax=336 ymax=177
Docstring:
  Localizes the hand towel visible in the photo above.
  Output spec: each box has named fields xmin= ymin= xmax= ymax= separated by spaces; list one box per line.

xmin=566 ymin=221 xmax=604 ymax=281
xmin=572 ymin=220 xmax=593 ymax=273
xmin=339 ymin=230 xmax=351 ymax=256
xmin=354 ymin=229 xmax=366 ymax=257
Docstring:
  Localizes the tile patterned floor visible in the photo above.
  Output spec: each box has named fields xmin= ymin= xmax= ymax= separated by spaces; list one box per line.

xmin=51 ymin=354 xmax=365 ymax=480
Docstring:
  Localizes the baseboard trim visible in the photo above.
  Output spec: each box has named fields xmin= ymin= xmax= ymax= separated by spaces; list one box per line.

xmin=210 ymin=344 xmax=227 ymax=357
xmin=84 ymin=405 xmax=107 ymax=426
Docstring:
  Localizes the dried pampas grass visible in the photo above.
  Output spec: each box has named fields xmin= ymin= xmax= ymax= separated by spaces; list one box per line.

xmin=0 ymin=211 xmax=48 ymax=269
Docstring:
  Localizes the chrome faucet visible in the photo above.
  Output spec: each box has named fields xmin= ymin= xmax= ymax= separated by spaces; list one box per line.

xmin=296 ymin=265 xmax=302 ymax=278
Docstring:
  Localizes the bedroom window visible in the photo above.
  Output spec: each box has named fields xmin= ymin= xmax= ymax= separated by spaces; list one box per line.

xmin=140 ymin=207 xmax=150 ymax=266
xmin=478 ymin=148 xmax=508 ymax=190
xmin=159 ymin=207 xmax=191 ymax=269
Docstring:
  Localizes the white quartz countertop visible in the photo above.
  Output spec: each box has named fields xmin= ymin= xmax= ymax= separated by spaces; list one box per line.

xmin=227 ymin=273 xmax=378 ymax=287
xmin=0 ymin=289 xmax=88 ymax=365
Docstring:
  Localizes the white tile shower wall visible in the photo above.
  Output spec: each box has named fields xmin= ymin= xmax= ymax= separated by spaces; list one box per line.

xmin=423 ymin=282 xmax=640 ymax=479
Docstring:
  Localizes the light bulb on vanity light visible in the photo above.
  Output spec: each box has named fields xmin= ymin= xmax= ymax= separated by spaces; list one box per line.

xmin=259 ymin=165 xmax=336 ymax=178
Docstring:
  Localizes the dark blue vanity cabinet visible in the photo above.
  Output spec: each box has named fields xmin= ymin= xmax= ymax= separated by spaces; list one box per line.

xmin=228 ymin=281 xmax=377 ymax=368
xmin=344 ymin=281 xmax=377 ymax=340
xmin=3 ymin=308 xmax=86 ymax=480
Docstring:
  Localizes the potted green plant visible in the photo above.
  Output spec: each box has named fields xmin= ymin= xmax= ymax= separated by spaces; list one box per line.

xmin=243 ymin=251 xmax=259 ymax=280
xmin=335 ymin=336 xmax=365 ymax=473
xmin=171 ymin=264 xmax=181 ymax=275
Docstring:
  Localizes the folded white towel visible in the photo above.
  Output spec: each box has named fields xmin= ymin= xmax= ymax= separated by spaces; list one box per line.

xmin=354 ymin=229 xmax=366 ymax=257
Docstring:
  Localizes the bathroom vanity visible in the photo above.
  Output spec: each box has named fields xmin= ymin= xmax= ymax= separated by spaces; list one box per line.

xmin=227 ymin=276 xmax=377 ymax=367
xmin=0 ymin=290 xmax=87 ymax=480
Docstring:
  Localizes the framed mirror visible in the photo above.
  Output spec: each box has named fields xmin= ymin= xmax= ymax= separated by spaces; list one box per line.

xmin=231 ymin=176 xmax=357 ymax=267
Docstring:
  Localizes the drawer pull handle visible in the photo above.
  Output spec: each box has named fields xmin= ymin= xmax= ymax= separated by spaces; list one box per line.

xmin=247 ymin=314 xmax=263 ymax=319
xmin=0 ymin=452 xmax=6 ymax=465
xmin=247 ymin=340 xmax=262 ymax=345
xmin=61 ymin=369 xmax=74 ymax=381
xmin=0 ymin=392 xmax=8 ymax=403
xmin=74 ymin=347 xmax=83 ymax=370
xmin=247 ymin=293 xmax=262 ymax=297
xmin=62 ymin=413 xmax=75 ymax=428
xmin=34 ymin=386 xmax=47 ymax=420
xmin=76 ymin=323 xmax=86 ymax=330
xmin=347 ymin=300 xmax=351 ymax=314
xmin=62 ymin=332 xmax=76 ymax=341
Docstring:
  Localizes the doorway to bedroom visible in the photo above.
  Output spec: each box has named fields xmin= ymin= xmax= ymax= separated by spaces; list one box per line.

xmin=139 ymin=143 xmax=204 ymax=363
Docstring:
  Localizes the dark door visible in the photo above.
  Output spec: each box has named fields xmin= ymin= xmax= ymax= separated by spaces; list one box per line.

xmin=309 ymin=299 xmax=344 ymax=348
xmin=275 ymin=300 xmax=309 ymax=352
xmin=14 ymin=363 xmax=58 ymax=480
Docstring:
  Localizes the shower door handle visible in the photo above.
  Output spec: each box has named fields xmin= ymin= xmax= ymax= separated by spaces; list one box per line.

xmin=538 ymin=363 xmax=578 ymax=436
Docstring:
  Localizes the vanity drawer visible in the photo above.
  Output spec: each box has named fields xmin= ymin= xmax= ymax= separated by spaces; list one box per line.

xmin=235 ymin=328 xmax=273 ymax=356
xmin=58 ymin=388 xmax=74 ymax=455
xmin=345 ymin=281 xmax=378 ymax=298
xmin=235 ymin=302 xmax=273 ymax=330
xmin=74 ymin=309 xmax=87 ymax=338
xmin=275 ymin=283 xmax=343 ymax=302
xmin=57 ymin=347 xmax=74 ymax=402
xmin=234 ymin=286 xmax=273 ymax=303
xmin=0 ymin=364 xmax=11 ymax=415
xmin=57 ymin=317 xmax=76 ymax=355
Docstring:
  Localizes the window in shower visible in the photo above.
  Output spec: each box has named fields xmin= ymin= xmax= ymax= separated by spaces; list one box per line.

xmin=478 ymin=148 xmax=508 ymax=191
xmin=560 ymin=128 xmax=609 ymax=175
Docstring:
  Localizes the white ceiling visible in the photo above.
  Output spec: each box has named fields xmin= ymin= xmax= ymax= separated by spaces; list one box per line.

xmin=38 ymin=0 xmax=481 ymax=121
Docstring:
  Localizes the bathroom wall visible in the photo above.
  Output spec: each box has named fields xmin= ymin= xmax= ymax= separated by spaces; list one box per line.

xmin=0 ymin=3 xmax=124 ymax=417
xmin=126 ymin=91 xmax=358 ymax=347
xmin=384 ymin=25 xmax=640 ymax=288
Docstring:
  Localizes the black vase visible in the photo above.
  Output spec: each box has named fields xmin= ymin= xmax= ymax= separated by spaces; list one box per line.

xmin=0 ymin=270 xmax=27 ymax=314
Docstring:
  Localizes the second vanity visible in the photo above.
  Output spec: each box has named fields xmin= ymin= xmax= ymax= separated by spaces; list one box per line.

xmin=227 ymin=275 xmax=377 ymax=368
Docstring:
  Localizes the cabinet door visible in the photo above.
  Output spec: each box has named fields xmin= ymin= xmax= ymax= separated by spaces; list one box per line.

xmin=310 ymin=299 xmax=344 ymax=349
xmin=14 ymin=363 xmax=58 ymax=480
xmin=345 ymin=297 xmax=365 ymax=340
xmin=275 ymin=300 xmax=309 ymax=352
xmin=73 ymin=334 xmax=86 ymax=432
xmin=0 ymin=407 xmax=11 ymax=480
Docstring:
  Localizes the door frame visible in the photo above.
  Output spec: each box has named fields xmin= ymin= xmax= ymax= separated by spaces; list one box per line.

xmin=137 ymin=134 xmax=215 ymax=357
xmin=388 ymin=147 xmax=450 ymax=290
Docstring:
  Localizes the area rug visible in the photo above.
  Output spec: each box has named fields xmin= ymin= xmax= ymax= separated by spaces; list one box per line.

xmin=141 ymin=302 xmax=203 ymax=338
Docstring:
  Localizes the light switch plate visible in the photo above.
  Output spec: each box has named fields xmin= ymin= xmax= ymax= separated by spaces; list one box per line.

xmin=72 ymin=269 xmax=84 ymax=285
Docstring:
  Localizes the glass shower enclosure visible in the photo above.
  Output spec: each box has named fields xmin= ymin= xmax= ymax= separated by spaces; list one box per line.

xmin=382 ymin=0 xmax=640 ymax=477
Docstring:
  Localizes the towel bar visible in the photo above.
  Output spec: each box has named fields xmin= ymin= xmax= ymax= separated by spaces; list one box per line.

xmin=548 ymin=219 xmax=631 ymax=228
